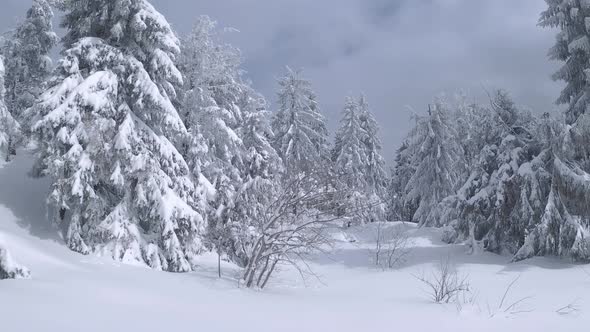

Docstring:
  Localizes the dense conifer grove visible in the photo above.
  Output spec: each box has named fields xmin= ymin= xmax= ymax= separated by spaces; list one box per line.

xmin=1 ymin=0 xmax=590 ymax=281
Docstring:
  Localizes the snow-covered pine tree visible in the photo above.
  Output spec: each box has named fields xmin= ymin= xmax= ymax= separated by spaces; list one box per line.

xmin=240 ymin=96 xmax=282 ymax=184
xmin=179 ymin=16 xmax=244 ymax=184
xmin=178 ymin=16 xmax=245 ymax=257
xmin=332 ymin=97 xmax=373 ymax=223
xmin=333 ymin=96 xmax=367 ymax=190
xmin=424 ymin=98 xmax=490 ymax=233
xmin=387 ymin=111 xmax=428 ymax=222
xmin=230 ymin=95 xmax=283 ymax=265
xmin=541 ymin=0 xmax=590 ymax=125
xmin=30 ymin=0 xmax=206 ymax=272
xmin=405 ymin=100 xmax=464 ymax=226
xmin=484 ymin=93 xmax=553 ymax=255
xmin=178 ymin=16 xmax=283 ymax=267
xmin=0 ymin=56 xmax=20 ymax=162
xmin=358 ymin=95 xmax=388 ymax=200
xmin=2 ymin=0 xmax=57 ymax=138
xmin=425 ymin=91 xmax=553 ymax=256
xmin=514 ymin=0 xmax=590 ymax=261
xmin=272 ymin=67 xmax=329 ymax=176
xmin=515 ymin=122 xmax=590 ymax=261
xmin=452 ymin=93 xmax=482 ymax=167
xmin=387 ymin=142 xmax=412 ymax=221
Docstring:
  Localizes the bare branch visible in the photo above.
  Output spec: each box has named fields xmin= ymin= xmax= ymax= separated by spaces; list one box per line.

xmin=371 ymin=222 xmax=412 ymax=270
xmin=413 ymin=256 xmax=470 ymax=304
xmin=239 ymin=170 xmax=366 ymax=289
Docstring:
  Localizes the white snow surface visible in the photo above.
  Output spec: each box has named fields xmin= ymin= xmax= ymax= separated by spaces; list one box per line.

xmin=1 ymin=153 xmax=589 ymax=331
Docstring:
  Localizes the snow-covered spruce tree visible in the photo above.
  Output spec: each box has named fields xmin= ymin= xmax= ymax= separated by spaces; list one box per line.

xmin=452 ymin=93 xmax=484 ymax=167
xmin=178 ymin=16 xmax=244 ymax=258
xmin=229 ymin=97 xmax=283 ymax=266
xmin=332 ymin=96 xmax=374 ymax=223
xmin=515 ymin=115 xmax=590 ymax=261
xmin=387 ymin=111 xmax=428 ymax=222
xmin=178 ymin=16 xmax=284 ymax=268
xmin=513 ymin=0 xmax=590 ymax=261
xmin=331 ymin=95 xmax=387 ymax=223
xmin=357 ymin=95 xmax=388 ymax=215
xmin=541 ymin=0 xmax=590 ymax=125
xmin=204 ymin=94 xmax=283 ymax=270
xmin=387 ymin=141 xmax=413 ymax=221
xmin=427 ymin=91 xmax=554 ymax=256
xmin=422 ymin=98 xmax=488 ymax=230
xmin=387 ymin=97 xmax=487 ymax=224
xmin=178 ymin=15 xmax=244 ymax=183
xmin=272 ymin=67 xmax=329 ymax=176
xmin=405 ymin=100 xmax=464 ymax=226
xmin=2 ymin=0 xmax=57 ymax=144
xmin=30 ymin=0 xmax=206 ymax=272
xmin=332 ymin=97 xmax=367 ymax=190
xmin=0 ymin=56 xmax=21 ymax=162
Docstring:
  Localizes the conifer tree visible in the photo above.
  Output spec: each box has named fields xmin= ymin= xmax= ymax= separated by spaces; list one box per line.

xmin=358 ymin=95 xmax=388 ymax=198
xmin=405 ymin=100 xmax=464 ymax=226
xmin=388 ymin=141 xmax=416 ymax=221
xmin=179 ymin=16 xmax=244 ymax=186
xmin=1 ymin=0 xmax=57 ymax=154
xmin=514 ymin=0 xmax=590 ymax=261
xmin=179 ymin=16 xmax=283 ymax=267
xmin=0 ymin=56 xmax=20 ymax=162
xmin=333 ymin=96 xmax=387 ymax=223
xmin=230 ymin=102 xmax=283 ymax=264
xmin=333 ymin=97 xmax=367 ymax=190
xmin=272 ymin=68 xmax=329 ymax=176
xmin=30 ymin=0 xmax=206 ymax=272
xmin=421 ymin=91 xmax=553 ymax=256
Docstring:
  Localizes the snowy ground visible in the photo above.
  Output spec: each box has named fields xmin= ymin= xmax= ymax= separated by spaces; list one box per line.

xmin=1 ymin=153 xmax=589 ymax=331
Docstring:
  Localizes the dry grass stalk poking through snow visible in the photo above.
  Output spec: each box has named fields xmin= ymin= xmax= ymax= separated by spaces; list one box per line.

xmin=487 ymin=275 xmax=534 ymax=318
xmin=555 ymin=299 xmax=581 ymax=316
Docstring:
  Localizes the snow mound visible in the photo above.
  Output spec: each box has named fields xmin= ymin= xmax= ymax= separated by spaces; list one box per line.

xmin=0 ymin=153 xmax=589 ymax=331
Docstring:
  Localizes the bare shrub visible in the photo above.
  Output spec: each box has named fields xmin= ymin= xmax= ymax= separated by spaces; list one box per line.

xmin=240 ymin=170 xmax=374 ymax=289
xmin=454 ymin=286 xmax=479 ymax=313
xmin=414 ymin=256 xmax=470 ymax=303
xmin=372 ymin=222 xmax=412 ymax=269
xmin=240 ymin=173 xmax=336 ymax=289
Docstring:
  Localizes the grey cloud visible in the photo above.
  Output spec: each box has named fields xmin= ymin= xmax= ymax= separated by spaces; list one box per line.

xmin=0 ymin=0 xmax=562 ymax=161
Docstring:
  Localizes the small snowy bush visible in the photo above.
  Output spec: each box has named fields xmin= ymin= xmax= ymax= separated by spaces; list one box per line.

xmin=414 ymin=256 xmax=470 ymax=304
xmin=372 ymin=222 xmax=412 ymax=269
xmin=0 ymin=245 xmax=30 ymax=280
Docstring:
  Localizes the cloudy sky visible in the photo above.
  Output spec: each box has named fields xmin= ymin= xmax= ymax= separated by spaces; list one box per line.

xmin=1 ymin=0 xmax=561 ymax=160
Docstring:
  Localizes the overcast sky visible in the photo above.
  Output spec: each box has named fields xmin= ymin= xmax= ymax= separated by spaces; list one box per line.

xmin=1 ymin=0 xmax=561 ymax=160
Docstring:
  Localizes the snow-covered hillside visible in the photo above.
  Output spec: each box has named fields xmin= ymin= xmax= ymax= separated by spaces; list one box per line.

xmin=1 ymin=153 xmax=588 ymax=332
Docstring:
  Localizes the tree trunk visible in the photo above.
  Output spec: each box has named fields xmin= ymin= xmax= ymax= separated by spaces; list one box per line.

xmin=260 ymin=259 xmax=279 ymax=289
xmin=217 ymin=250 xmax=221 ymax=278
